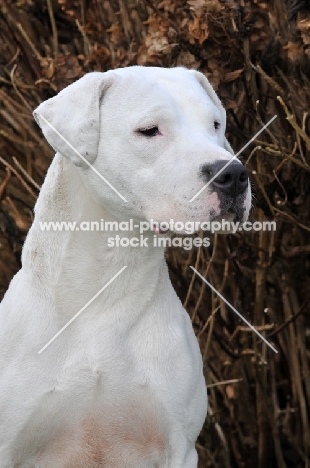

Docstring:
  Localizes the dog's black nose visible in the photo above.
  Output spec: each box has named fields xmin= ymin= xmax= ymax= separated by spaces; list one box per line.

xmin=201 ymin=160 xmax=248 ymax=197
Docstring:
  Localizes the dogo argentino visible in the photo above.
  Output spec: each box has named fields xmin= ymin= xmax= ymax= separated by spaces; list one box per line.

xmin=0 ymin=66 xmax=251 ymax=467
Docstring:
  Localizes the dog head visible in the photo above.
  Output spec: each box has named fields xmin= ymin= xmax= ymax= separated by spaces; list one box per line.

xmin=34 ymin=67 xmax=251 ymax=231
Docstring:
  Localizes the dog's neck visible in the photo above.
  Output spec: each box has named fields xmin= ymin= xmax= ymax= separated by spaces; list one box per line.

xmin=22 ymin=155 xmax=167 ymax=323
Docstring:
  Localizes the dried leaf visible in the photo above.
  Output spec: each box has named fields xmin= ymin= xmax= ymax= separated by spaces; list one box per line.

xmin=225 ymin=385 xmax=235 ymax=399
xmin=106 ymin=23 xmax=123 ymax=45
xmin=224 ymin=68 xmax=244 ymax=82
xmin=283 ymin=41 xmax=303 ymax=61
xmin=188 ymin=17 xmax=209 ymax=44
xmin=40 ymin=58 xmax=55 ymax=80
xmin=298 ymin=18 xmax=310 ymax=46
xmin=187 ymin=0 xmax=221 ymax=14
xmin=176 ymin=50 xmax=201 ymax=68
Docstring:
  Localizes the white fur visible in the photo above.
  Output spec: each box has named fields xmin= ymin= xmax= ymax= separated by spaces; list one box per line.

xmin=0 ymin=66 xmax=251 ymax=467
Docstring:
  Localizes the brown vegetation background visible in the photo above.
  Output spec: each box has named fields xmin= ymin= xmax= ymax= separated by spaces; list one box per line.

xmin=0 ymin=0 xmax=310 ymax=466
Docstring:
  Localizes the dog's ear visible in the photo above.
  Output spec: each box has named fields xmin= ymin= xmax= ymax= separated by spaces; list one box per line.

xmin=33 ymin=72 xmax=116 ymax=168
xmin=190 ymin=70 xmax=234 ymax=155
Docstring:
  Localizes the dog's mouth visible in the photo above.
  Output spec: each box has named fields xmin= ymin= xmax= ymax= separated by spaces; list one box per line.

xmin=151 ymin=223 xmax=171 ymax=235
xmin=215 ymin=192 xmax=248 ymax=223
xmin=211 ymin=209 xmax=242 ymax=224
xmin=150 ymin=197 xmax=248 ymax=236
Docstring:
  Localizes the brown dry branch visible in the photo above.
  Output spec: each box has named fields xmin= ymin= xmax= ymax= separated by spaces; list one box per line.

xmin=277 ymin=96 xmax=310 ymax=150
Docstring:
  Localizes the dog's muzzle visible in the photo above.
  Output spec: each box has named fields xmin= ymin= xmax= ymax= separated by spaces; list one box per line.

xmin=201 ymin=160 xmax=249 ymax=198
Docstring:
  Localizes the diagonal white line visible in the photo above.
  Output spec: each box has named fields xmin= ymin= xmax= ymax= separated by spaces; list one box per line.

xmin=38 ymin=266 xmax=127 ymax=354
xmin=190 ymin=266 xmax=278 ymax=353
xmin=189 ymin=115 xmax=277 ymax=202
xmin=37 ymin=114 xmax=128 ymax=203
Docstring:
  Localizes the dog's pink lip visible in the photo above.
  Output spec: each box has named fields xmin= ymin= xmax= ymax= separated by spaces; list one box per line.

xmin=151 ymin=223 xmax=170 ymax=235
xmin=213 ymin=211 xmax=235 ymax=222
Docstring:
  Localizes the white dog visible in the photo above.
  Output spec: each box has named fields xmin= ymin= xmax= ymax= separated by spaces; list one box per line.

xmin=0 ymin=66 xmax=251 ymax=467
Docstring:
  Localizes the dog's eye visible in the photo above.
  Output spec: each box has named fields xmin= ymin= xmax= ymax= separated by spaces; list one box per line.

xmin=137 ymin=126 xmax=159 ymax=137
xmin=214 ymin=121 xmax=220 ymax=130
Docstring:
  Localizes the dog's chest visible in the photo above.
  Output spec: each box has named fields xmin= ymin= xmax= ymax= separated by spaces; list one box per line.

xmin=33 ymin=384 xmax=168 ymax=467
xmin=15 ymin=314 xmax=206 ymax=467
xmin=26 ymin=372 xmax=171 ymax=467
